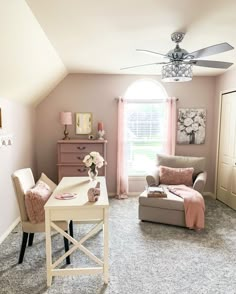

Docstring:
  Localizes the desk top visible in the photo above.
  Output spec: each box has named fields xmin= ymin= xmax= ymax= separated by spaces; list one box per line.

xmin=45 ymin=176 xmax=109 ymax=210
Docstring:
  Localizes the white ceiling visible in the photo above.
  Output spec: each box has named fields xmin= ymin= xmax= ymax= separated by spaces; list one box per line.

xmin=26 ymin=0 xmax=236 ymax=76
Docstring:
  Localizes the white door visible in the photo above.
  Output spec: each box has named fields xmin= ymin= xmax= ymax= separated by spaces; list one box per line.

xmin=217 ymin=91 xmax=236 ymax=210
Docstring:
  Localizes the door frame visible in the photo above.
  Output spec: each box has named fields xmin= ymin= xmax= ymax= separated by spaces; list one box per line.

xmin=214 ymin=89 xmax=236 ymax=200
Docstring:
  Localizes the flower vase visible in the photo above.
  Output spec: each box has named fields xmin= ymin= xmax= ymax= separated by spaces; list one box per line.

xmin=88 ymin=168 xmax=98 ymax=181
xmin=189 ymin=132 xmax=195 ymax=144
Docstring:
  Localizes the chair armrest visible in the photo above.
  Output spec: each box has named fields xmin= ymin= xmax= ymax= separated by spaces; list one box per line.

xmin=146 ymin=168 xmax=160 ymax=186
xmin=193 ymin=171 xmax=207 ymax=194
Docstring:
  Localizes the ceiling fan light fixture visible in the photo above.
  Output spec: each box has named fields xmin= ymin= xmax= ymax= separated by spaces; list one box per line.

xmin=161 ymin=62 xmax=193 ymax=82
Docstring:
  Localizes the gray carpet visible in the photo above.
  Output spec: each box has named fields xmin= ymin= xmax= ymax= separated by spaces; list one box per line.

xmin=0 ymin=196 xmax=236 ymax=294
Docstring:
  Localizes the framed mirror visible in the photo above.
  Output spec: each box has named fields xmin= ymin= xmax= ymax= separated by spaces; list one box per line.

xmin=75 ymin=112 xmax=92 ymax=134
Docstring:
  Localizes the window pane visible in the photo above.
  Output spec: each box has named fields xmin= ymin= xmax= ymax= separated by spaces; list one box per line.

xmin=125 ymin=103 xmax=167 ymax=176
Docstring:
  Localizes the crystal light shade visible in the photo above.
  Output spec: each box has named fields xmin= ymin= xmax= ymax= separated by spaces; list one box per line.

xmin=162 ymin=62 xmax=193 ymax=82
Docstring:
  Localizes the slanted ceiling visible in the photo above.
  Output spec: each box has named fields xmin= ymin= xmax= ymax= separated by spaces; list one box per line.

xmin=0 ymin=1 xmax=67 ymax=105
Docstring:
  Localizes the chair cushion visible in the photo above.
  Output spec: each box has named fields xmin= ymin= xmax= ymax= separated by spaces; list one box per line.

xmin=39 ymin=172 xmax=57 ymax=191
xmin=139 ymin=190 xmax=184 ymax=211
xmin=159 ymin=166 xmax=194 ymax=186
xmin=25 ymin=180 xmax=52 ymax=223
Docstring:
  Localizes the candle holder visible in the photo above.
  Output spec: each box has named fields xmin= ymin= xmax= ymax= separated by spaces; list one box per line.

xmin=98 ymin=130 xmax=105 ymax=140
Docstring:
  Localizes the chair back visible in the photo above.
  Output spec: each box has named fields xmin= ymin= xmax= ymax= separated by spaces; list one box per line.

xmin=156 ymin=154 xmax=206 ymax=179
xmin=12 ymin=168 xmax=35 ymax=222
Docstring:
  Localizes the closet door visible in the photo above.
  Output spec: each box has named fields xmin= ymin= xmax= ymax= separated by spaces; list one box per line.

xmin=217 ymin=91 xmax=236 ymax=210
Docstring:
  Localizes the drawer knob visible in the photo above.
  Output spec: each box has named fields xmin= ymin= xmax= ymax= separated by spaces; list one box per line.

xmin=77 ymin=156 xmax=83 ymax=160
xmin=77 ymin=168 xmax=87 ymax=172
xmin=77 ymin=146 xmax=86 ymax=150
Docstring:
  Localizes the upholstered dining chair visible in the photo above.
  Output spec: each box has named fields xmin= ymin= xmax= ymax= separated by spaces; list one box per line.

xmin=12 ymin=168 xmax=70 ymax=264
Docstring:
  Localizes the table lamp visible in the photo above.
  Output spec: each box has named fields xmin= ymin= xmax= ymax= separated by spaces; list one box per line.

xmin=60 ymin=112 xmax=72 ymax=140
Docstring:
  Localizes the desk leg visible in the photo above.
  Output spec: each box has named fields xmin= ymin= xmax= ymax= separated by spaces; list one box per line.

xmin=103 ymin=208 xmax=109 ymax=284
xmin=45 ymin=210 xmax=52 ymax=287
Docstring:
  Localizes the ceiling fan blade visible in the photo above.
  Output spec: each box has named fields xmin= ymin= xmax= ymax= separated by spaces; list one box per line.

xmin=136 ymin=49 xmax=167 ymax=58
xmin=190 ymin=59 xmax=233 ymax=69
xmin=185 ymin=42 xmax=234 ymax=59
xmin=120 ymin=62 xmax=169 ymax=70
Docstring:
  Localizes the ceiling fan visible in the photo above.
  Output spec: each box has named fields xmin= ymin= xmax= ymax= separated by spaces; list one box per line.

xmin=121 ymin=32 xmax=234 ymax=82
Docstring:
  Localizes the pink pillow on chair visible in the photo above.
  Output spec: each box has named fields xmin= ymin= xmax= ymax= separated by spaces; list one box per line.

xmin=159 ymin=165 xmax=194 ymax=186
xmin=25 ymin=180 xmax=52 ymax=223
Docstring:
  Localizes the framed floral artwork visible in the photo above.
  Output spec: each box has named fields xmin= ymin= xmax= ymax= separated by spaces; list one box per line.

xmin=177 ymin=108 xmax=206 ymax=144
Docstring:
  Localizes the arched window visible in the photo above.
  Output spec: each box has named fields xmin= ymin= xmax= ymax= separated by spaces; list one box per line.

xmin=124 ymin=79 xmax=168 ymax=176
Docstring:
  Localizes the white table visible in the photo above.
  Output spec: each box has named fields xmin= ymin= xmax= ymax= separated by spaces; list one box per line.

xmin=44 ymin=176 xmax=109 ymax=286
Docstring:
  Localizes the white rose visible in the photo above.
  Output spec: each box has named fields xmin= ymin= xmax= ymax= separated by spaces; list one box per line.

xmin=90 ymin=151 xmax=99 ymax=157
xmin=184 ymin=118 xmax=193 ymax=127
xmin=186 ymin=126 xmax=193 ymax=134
xmin=194 ymin=115 xmax=201 ymax=123
xmin=192 ymin=123 xmax=199 ymax=131
xmin=94 ymin=155 xmax=104 ymax=167
xmin=83 ymin=155 xmax=91 ymax=164
xmin=84 ymin=157 xmax=93 ymax=167
xmin=189 ymin=111 xmax=196 ymax=118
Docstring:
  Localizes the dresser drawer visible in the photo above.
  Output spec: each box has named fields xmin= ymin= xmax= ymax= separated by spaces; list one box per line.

xmin=60 ymin=143 xmax=103 ymax=154
xmin=59 ymin=166 xmax=88 ymax=177
xmin=60 ymin=152 xmax=87 ymax=164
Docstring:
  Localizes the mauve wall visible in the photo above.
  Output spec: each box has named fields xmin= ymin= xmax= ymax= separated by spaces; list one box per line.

xmin=36 ymin=74 xmax=216 ymax=194
xmin=0 ymin=98 xmax=35 ymax=240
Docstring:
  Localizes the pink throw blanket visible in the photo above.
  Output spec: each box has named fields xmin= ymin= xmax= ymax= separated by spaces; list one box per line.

xmin=168 ymin=185 xmax=205 ymax=230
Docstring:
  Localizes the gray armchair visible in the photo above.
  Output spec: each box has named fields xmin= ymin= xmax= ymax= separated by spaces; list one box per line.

xmin=146 ymin=154 xmax=207 ymax=194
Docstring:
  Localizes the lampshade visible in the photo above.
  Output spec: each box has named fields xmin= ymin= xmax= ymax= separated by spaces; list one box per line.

xmin=162 ymin=62 xmax=192 ymax=82
xmin=60 ymin=112 xmax=72 ymax=125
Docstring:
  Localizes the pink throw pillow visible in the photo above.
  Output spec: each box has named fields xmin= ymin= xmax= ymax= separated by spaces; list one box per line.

xmin=159 ymin=166 xmax=194 ymax=186
xmin=25 ymin=180 xmax=52 ymax=223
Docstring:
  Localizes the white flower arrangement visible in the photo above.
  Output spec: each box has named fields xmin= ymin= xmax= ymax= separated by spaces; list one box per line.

xmin=83 ymin=151 xmax=105 ymax=171
xmin=177 ymin=109 xmax=206 ymax=144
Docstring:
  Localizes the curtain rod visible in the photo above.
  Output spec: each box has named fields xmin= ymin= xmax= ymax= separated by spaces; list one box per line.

xmin=115 ymin=97 xmax=179 ymax=102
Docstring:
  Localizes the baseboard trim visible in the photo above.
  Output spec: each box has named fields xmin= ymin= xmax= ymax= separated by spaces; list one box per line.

xmin=108 ymin=192 xmax=116 ymax=197
xmin=0 ymin=217 xmax=20 ymax=244
xmin=203 ymin=192 xmax=216 ymax=199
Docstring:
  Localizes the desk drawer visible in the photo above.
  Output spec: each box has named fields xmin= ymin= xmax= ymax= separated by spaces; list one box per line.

xmin=60 ymin=143 xmax=103 ymax=153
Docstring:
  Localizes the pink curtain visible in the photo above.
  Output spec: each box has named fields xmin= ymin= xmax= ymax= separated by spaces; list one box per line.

xmin=116 ymin=98 xmax=128 ymax=199
xmin=166 ymin=98 xmax=177 ymax=155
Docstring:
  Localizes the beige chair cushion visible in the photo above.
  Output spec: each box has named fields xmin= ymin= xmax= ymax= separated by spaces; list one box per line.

xmin=139 ymin=191 xmax=184 ymax=211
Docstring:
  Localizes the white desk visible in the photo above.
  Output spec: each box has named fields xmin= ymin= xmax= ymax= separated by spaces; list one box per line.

xmin=44 ymin=176 xmax=109 ymax=286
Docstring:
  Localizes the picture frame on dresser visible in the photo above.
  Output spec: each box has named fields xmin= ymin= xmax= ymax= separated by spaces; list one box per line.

xmin=75 ymin=112 xmax=92 ymax=134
